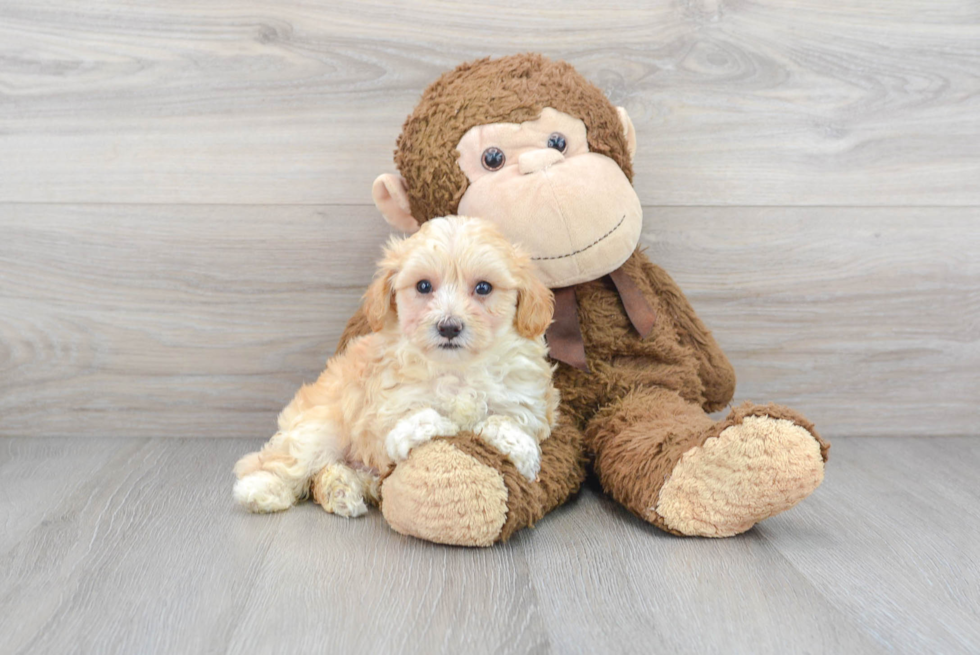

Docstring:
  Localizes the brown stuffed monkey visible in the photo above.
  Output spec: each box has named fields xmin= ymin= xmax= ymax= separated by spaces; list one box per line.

xmin=313 ymin=54 xmax=829 ymax=546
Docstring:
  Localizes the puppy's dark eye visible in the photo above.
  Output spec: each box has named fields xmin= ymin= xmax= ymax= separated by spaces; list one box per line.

xmin=547 ymin=133 xmax=567 ymax=153
xmin=475 ymin=281 xmax=493 ymax=296
xmin=416 ymin=280 xmax=432 ymax=294
xmin=481 ymin=147 xmax=505 ymax=171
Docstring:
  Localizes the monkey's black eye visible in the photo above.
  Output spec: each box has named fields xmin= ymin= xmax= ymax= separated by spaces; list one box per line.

xmin=416 ymin=280 xmax=432 ymax=294
xmin=547 ymin=133 xmax=567 ymax=153
xmin=481 ymin=147 xmax=505 ymax=171
xmin=474 ymin=281 xmax=493 ymax=296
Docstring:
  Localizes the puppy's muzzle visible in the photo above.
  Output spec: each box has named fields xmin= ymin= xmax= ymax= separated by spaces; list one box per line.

xmin=436 ymin=317 xmax=464 ymax=348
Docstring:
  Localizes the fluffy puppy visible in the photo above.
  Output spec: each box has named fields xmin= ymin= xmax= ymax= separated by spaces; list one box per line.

xmin=233 ymin=215 xmax=558 ymax=516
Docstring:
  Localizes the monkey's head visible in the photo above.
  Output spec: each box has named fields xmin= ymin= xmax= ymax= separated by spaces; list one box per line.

xmin=373 ymin=54 xmax=642 ymax=289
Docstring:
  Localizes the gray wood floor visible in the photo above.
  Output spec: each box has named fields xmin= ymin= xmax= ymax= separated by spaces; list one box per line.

xmin=1 ymin=436 xmax=977 ymax=655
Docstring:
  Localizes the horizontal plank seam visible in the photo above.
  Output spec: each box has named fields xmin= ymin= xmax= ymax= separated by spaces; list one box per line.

xmin=1 ymin=202 xmax=979 ymax=209
xmin=1 ymin=434 xmax=977 ymax=439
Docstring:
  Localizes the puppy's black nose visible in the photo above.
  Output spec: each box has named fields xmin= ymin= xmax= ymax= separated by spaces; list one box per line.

xmin=437 ymin=318 xmax=464 ymax=339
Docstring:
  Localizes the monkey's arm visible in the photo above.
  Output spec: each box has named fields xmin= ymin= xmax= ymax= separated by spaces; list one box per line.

xmin=336 ymin=305 xmax=372 ymax=354
xmin=638 ymin=257 xmax=736 ymax=412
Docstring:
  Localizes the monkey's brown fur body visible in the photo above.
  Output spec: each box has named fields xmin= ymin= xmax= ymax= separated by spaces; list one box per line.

xmin=320 ymin=54 xmax=829 ymax=545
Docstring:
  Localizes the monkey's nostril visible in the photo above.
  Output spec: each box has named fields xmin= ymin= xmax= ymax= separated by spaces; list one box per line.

xmin=437 ymin=318 xmax=464 ymax=339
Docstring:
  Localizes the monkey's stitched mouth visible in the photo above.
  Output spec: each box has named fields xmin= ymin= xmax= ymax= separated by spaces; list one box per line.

xmin=530 ymin=214 xmax=626 ymax=261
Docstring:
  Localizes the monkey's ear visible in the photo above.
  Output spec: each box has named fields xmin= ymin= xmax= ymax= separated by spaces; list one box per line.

xmin=616 ymin=107 xmax=637 ymax=162
xmin=372 ymin=174 xmax=420 ymax=233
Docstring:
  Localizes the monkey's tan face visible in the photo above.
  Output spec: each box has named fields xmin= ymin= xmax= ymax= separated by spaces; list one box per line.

xmin=454 ymin=108 xmax=642 ymax=288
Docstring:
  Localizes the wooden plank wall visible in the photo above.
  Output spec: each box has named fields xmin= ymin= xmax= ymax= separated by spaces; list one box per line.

xmin=1 ymin=0 xmax=978 ymax=438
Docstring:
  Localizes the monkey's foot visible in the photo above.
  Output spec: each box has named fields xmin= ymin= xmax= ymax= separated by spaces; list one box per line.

xmin=653 ymin=404 xmax=829 ymax=537
xmin=380 ymin=432 xmax=549 ymax=547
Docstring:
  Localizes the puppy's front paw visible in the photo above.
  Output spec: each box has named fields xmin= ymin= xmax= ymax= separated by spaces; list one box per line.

xmin=385 ymin=408 xmax=459 ymax=462
xmin=476 ymin=416 xmax=541 ymax=480
xmin=312 ymin=463 xmax=373 ymax=518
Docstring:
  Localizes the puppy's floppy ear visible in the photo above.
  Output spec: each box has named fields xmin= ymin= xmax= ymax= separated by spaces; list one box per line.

xmin=363 ymin=241 xmax=402 ymax=332
xmin=514 ymin=259 xmax=554 ymax=339
xmin=363 ymin=269 xmax=395 ymax=332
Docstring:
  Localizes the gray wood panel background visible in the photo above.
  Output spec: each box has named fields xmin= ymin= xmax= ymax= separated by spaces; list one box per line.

xmin=1 ymin=0 xmax=978 ymax=438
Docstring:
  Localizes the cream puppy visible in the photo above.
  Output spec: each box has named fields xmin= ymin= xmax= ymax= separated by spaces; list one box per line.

xmin=234 ymin=216 xmax=558 ymax=516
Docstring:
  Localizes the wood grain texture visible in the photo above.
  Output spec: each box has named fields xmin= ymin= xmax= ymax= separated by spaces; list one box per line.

xmin=0 ymin=0 xmax=978 ymax=205
xmin=0 ymin=436 xmax=977 ymax=654
xmin=0 ymin=438 xmax=146 ymax=552
xmin=649 ymin=206 xmax=980 ymax=437
xmin=764 ymin=437 xmax=980 ymax=653
xmin=2 ymin=204 xmax=977 ymax=438
xmin=0 ymin=204 xmax=390 ymax=438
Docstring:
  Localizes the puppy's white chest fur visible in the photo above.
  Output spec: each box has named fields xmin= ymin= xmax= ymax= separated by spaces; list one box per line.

xmin=372 ymin=364 xmax=500 ymax=432
xmin=432 ymin=373 xmax=490 ymax=430
xmin=373 ymin=351 xmax=555 ymax=480
xmin=338 ymin=316 xmax=558 ymax=470
xmin=343 ymin=331 xmax=557 ymax=472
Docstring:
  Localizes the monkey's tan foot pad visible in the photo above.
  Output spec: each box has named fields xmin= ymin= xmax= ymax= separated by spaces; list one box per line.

xmin=653 ymin=414 xmax=825 ymax=537
xmin=380 ymin=440 xmax=510 ymax=547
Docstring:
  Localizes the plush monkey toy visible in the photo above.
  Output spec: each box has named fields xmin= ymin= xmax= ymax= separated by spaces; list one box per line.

xmin=314 ymin=54 xmax=829 ymax=546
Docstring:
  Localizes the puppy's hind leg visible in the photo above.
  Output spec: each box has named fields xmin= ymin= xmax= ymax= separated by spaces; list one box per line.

xmin=234 ymin=412 xmax=341 ymax=513
xmin=311 ymin=463 xmax=380 ymax=518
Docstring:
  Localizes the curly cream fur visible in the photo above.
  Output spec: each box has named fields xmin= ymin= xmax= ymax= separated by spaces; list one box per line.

xmin=233 ymin=216 xmax=558 ymax=514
